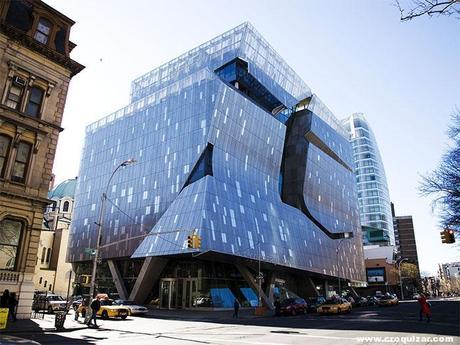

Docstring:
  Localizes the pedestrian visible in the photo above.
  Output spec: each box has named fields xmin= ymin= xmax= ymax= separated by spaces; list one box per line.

xmin=87 ymin=296 xmax=101 ymax=328
xmin=8 ymin=292 xmax=17 ymax=322
xmin=417 ymin=293 xmax=431 ymax=322
xmin=0 ymin=289 xmax=9 ymax=308
xmin=274 ymin=298 xmax=281 ymax=316
xmin=233 ymin=299 xmax=239 ymax=318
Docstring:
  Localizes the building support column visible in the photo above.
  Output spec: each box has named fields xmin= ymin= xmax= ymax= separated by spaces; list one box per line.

xmin=266 ymin=272 xmax=276 ymax=306
xmin=350 ymin=286 xmax=359 ymax=299
xmin=107 ymin=260 xmax=128 ymax=300
xmin=307 ymin=277 xmax=320 ymax=297
xmin=128 ymin=257 xmax=168 ymax=304
xmin=16 ymin=273 xmax=34 ymax=319
xmin=324 ymin=280 xmax=330 ymax=297
xmin=236 ymin=263 xmax=273 ymax=310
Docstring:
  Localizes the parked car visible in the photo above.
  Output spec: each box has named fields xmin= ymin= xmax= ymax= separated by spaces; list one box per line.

xmin=70 ymin=295 xmax=86 ymax=310
xmin=317 ymin=297 xmax=352 ymax=314
xmin=114 ymin=300 xmax=148 ymax=315
xmin=32 ymin=293 xmax=67 ymax=313
xmin=305 ymin=296 xmax=326 ymax=313
xmin=279 ymin=298 xmax=308 ymax=316
xmin=76 ymin=299 xmax=129 ymax=319
xmin=366 ymin=296 xmax=379 ymax=306
xmin=355 ymin=297 xmax=368 ymax=307
xmin=378 ymin=295 xmax=398 ymax=307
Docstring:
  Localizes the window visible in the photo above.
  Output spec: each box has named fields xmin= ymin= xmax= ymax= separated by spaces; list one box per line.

xmin=0 ymin=135 xmax=11 ymax=177
xmin=6 ymin=77 xmax=26 ymax=110
xmin=34 ymin=18 xmax=52 ymax=44
xmin=41 ymin=247 xmax=46 ymax=263
xmin=62 ymin=201 xmax=70 ymax=212
xmin=46 ymin=248 xmax=51 ymax=263
xmin=11 ymin=141 xmax=32 ymax=183
xmin=25 ymin=86 xmax=44 ymax=118
xmin=0 ymin=219 xmax=23 ymax=270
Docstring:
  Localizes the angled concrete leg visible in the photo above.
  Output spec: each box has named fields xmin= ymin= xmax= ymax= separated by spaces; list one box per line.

xmin=266 ymin=272 xmax=276 ymax=306
xmin=236 ymin=263 xmax=273 ymax=310
xmin=350 ymin=287 xmax=359 ymax=299
xmin=307 ymin=276 xmax=320 ymax=297
xmin=108 ymin=260 xmax=128 ymax=300
xmin=128 ymin=257 xmax=168 ymax=304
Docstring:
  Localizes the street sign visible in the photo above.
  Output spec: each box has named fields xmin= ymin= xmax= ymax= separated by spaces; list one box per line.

xmin=84 ymin=248 xmax=96 ymax=255
xmin=0 ymin=308 xmax=9 ymax=329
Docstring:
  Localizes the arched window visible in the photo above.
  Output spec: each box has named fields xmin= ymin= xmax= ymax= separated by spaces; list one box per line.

xmin=0 ymin=135 xmax=12 ymax=178
xmin=41 ymin=247 xmax=46 ymax=263
xmin=34 ymin=18 xmax=52 ymax=45
xmin=25 ymin=86 xmax=44 ymax=118
xmin=11 ymin=141 xmax=32 ymax=183
xmin=62 ymin=201 xmax=70 ymax=212
xmin=46 ymin=248 xmax=51 ymax=263
xmin=0 ymin=218 xmax=24 ymax=270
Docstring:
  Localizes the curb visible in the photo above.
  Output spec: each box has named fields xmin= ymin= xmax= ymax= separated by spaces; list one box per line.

xmin=3 ymin=326 xmax=87 ymax=334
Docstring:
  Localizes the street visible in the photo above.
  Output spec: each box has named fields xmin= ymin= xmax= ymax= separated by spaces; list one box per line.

xmin=10 ymin=298 xmax=459 ymax=345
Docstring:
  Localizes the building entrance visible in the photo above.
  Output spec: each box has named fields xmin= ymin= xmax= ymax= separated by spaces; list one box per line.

xmin=159 ymin=278 xmax=198 ymax=309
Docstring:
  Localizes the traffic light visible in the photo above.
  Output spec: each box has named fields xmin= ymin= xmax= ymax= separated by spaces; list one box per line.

xmin=193 ymin=235 xmax=201 ymax=249
xmin=441 ymin=229 xmax=456 ymax=244
xmin=79 ymin=274 xmax=91 ymax=286
xmin=187 ymin=236 xmax=193 ymax=248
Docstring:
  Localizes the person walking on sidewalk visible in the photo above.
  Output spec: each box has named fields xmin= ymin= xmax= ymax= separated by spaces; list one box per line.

xmin=8 ymin=292 xmax=17 ymax=322
xmin=233 ymin=299 xmax=240 ymax=318
xmin=0 ymin=289 xmax=9 ymax=308
xmin=87 ymin=296 xmax=101 ymax=328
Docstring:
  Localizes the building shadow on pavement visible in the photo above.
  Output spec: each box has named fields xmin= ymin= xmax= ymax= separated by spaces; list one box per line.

xmin=144 ymin=299 xmax=460 ymax=338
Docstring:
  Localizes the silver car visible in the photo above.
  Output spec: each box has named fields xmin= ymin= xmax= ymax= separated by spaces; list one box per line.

xmin=114 ymin=300 xmax=148 ymax=316
xmin=32 ymin=293 xmax=67 ymax=313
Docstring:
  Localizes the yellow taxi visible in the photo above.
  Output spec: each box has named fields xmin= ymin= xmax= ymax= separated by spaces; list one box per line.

xmin=317 ymin=297 xmax=352 ymax=314
xmin=378 ymin=294 xmax=399 ymax=307
xmin=76 ymin=298 xmax=129 ymax=320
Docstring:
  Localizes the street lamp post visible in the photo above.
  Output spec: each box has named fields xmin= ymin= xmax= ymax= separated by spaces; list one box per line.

xmin=398 ymin=258 xmax=408 ymax=300
xmin=88 ymin=159 xmax=136 ymax=300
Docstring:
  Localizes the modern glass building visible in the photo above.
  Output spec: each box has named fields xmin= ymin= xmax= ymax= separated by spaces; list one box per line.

xmin=69 ymin=23 xmax=365 ymax=309
xmin=342 ymin=113 xmax=394 ymax=246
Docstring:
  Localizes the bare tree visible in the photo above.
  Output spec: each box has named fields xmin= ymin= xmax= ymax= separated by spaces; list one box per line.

xmin=420 ymin=110 xmax=460 ymax=232
xmin=395 ymin=0 xmax=460 ymax=21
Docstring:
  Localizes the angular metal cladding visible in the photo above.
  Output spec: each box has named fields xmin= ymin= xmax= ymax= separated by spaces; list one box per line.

xmin=70 ymin=23 xmax=365 ymax=283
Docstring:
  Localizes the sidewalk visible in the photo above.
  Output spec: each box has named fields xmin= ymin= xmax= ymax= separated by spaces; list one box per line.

xmin=1 ymin=311 xmax=87 ymax=334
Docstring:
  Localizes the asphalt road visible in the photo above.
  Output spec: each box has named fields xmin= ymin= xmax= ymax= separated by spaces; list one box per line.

xmin=10 ymin=298 xmax=460 ymax=345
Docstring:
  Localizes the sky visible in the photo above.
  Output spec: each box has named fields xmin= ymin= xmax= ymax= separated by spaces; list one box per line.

xmin=45 ymin=0 xmax=459 ymax=275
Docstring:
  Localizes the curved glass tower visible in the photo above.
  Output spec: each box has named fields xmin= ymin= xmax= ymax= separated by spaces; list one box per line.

xmin=342 ymin=113 xmax=394 ymax=246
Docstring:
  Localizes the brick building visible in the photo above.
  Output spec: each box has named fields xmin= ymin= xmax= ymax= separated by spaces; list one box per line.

xmin=0 ymin=0 xmax=83 ymax=318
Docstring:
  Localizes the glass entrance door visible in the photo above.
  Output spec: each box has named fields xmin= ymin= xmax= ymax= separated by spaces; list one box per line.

xmin=179 ymin=278 xmax=198 ymax=309
xmin=160 ymin=278 xmax=197 ymax=309
xmin=160 ymin=279 xmax=176 ymax=309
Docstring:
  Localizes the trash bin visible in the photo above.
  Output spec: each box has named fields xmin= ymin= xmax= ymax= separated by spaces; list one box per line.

xmin=54 ymin=311 xmax=66 ymax=329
